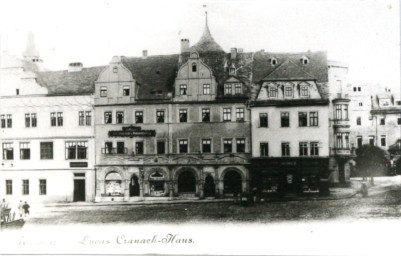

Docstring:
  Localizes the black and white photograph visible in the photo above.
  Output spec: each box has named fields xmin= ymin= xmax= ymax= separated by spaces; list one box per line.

xmin=0 ymin=0 xmax=400 ymax=255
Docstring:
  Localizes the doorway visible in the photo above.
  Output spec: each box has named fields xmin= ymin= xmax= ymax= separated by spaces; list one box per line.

xmin=223 ymin=170 xmax=242 ymax=195
xmin=177 ymin=170 xmax=196 ymax=193
xmin=73 ymin=179 xmax=85 ymax=202
xmin=129 ymin=175 xmax=140 ymax=197
xmin=204 ymin=175 xmax=215 ymax=197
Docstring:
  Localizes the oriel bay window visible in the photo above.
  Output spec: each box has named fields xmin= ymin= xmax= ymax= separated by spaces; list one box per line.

xmin=298 ymin=112 xmax=307 ymax=127
xmin=299 ymin=142 xmax=308 ymax=156
xmin=259 ymin=113 xmax=268 ymax=127
xmin=202 ymin=139 xmax=211 ymax=153
xmin=20 ymin=142 xmax=30 ymax=160
xmin=236 ymin=138 xmax=245 ymax=153
xmin=2 ymin=143 xmax=14 ymax=160
xmin=40 ymin=142 xmax=53 ymax=159
xmin=202 ymin=108 xmax=210 ymax=122
xmin=135 ymin=111 xmax=143 ymax=123
xmin=116 ymin=111 xmax=124 ymax=124
xmin=156 ymin=110 xmax=165 ymax=123
xmin=223 ymin=108 xmax=231 ymax=121
xmin=179 ymin=139 xmax=188 ymax=153
xmin=66 ymin=141 xmax=88 ymax=159
xmin=223 ymin=139 xmax=233 ymax=153
xmin=179 ymin=109 xmax=187 ymax=123
xmin=310 ymin=142 xmax=319 ymax=156
xmin=335 ymin=133 xmax=350 ymax=149
xmin=236 ymin=108 xmax=244 ymax=121
xmin=309 ymin=112 xmax=318 ymax=126
xmin=281 ymin=112 xmax=290 ymax=127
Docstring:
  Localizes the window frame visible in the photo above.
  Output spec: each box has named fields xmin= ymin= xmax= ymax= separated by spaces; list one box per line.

xmin=22 ymin=179 xmax=29 ymax=195
xmin=223 ymin=108 xmax=232 ymax=122
xmin=203 ymin=84 xmax=210 ymax=95
xmin=178 ymin=139 xmax=189 ymax=154
xmin=156 ymin=140 xmax=166 ymax=155
xmin=309 ymin=112 xmax=319 ymax=126
xmin=135 ymin=110 xmax=144 ymax=124
xmin=224 ymin=84 xmax=232 ymax=95
xmin=122 ymin=85 xmax=130 ymax=96
xmin=180 ymin=84 xmax=187 ymax=95
xmin=20 ymin=142 xmax=30 ymax=160
xmin=156 ymin=110 xmax=165 ymax=123
xmin=281 ymin=142 xmax=290 ymax=156
xmin=40 ymin=142 xmax=53 ymax=160
xmin=268 ymin=86 xmax=277 ymax=97
xmin=39 ymin=179 xmax=47 ymax=195
xmin=260 ymin=142 xmax=269 ymax=156
xmin=236 ymin=138 xmax=246 ymax=153
xmin=104 ymin=111 xmax=113 ymax=124
xmin=2 ymin=143 xmax=14 ymax=160
xmin=201 ymin=139 xmax=212 ymax=153
xmin=259 ymin=113 xmax=268 ymax=127
xmin=281 ymin=112 xmax=290 ymax=127
xmin=201 ymin=108 xmax=210 ymax=122
xmin=5 ymin=180 xmax=12 ymax=195
xmin=298 ymin=112 xmax=307 ymax=127
xmin=299 ymin=142 xmax=308 ymax=156
xmin=100 ymin=86 xmax=107 ymax=97
xmin=310 ymin=142 xmax=319 ymax=156
xmin=223 ymin=138 xmax=233 ymax=153
xmin=236 ymin=108 xmax=245 ymax=122
xmin=179 ymin=109 xmax=188 ymax=123
xmin=116 ymin=111 xmax=125 ymax=124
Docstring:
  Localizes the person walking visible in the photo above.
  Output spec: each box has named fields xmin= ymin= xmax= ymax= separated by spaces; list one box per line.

xmin=1 ymin=198 xmax=8 ymax=209
xmin=22 ymin=201 xmax=30 ymax=218
xmin=18 ymin=200 xmax=24 ymax=218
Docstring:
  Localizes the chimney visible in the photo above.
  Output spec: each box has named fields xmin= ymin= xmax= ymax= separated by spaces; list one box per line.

xmin=237 ymin=48 xmax=243 ymax=53
xmin=230 ymin=48 xmax=237 ymax=59
xmin=68 ymin=62 xmax=83 ymax=72
xmin=180 ymin=39 xmax=190 ymax=53
xmin=142 ymin=50 xmax=148 ymax=59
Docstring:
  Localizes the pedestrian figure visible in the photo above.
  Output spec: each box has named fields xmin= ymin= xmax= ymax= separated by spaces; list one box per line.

xmin=1 ymin=198 xmax=8 ymax=209
xmin=22 ymin=201 xmax=30 ymax=217
xmin=18 ymin=200 xmax=24 ymax=218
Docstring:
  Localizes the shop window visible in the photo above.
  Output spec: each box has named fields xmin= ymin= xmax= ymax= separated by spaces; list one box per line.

xmin=259 ymin=113 xmax=268 ymax=127
xmin=39 ymin=179 xmax=47 ymax=195
xmin=203 ymin=84 xmax=210 ymax=95
xmin=202 ymin=109 xmax=210 ymax=122
xmin=2 ymin=143 xmax=13 ymax=160
xmin=202 ymin=139 xmax=211 ymax=153
xmin=236 ymin=138 xmax=245 ymax=153
xmin=281 ymin=143 xmax=290 ymax=156
xmin=22 ymin=180 xmax=29 ymax=195
xmin=156 ymin=110 xmax=165 ymax=123
xmin=179 ymin=139 xmax=188 ymax=153
xmin=105 ymin=172 xmax=123 ymax=196
xmin=310 ymin=142 xmax=319 ymax=156
xmin=135 ymin=111 xmax=143 ymax=124
xmin=40 ymin=142 xmax=53 ymax=159
xmin=20 ymin=142 xmax=30 ymax=160
xmin=179 ymin=109 xmax=187 ymax=123
xmin=6 ymin=180 xmax=12 ymax=195
xmin=223 ymin=108 xmax=231 ymax=121
xmin=260 ymin=143 xmax=269 ymax=156
xmin=223 ymin=139 xmax=233 ymax=153
xmin=299 ymin=142 xmax=308 ymax=156
xmin=157 ymin=141 xmax=165 ymax=154
xmin=281 ymin=112 xmax=290 ymax=127
xmin=149 ymin=171 xmax=168 ymax=197
xmin=309 ymin=112 xmax=318 ymax=126
xmin=116 ymin=111 xmax=124 ymax=124
xmin=236 ymin=108 xmax=244 ymax=121
xmin=135 ymin=141 xmax=144 ymax=155
xmin=298 ymin=112 xmax=307 ymax=127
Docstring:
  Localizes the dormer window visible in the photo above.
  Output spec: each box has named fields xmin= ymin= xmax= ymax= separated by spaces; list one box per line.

xmin=234 ymin=84 xmax=242 ymax=95
xmin=268 ymin=87 xmax=277 ymax=97
xmin=270 ymin=58 xmax=277 ymax=65
xmin=192 ymin=63 xmax=197 ymax=72
xmin=113 ymin=66 xmax=118 ymax=73
xmin=180 ymin=84 xmax=187 ymax=95
xmin=301 ymin=56 xmax=309 ymax=65
xmin=229 ymin=67 xmax=236 ymax=75
xmin=284 ymin=87 xmax=293 ymax=97
xmin=225 ymin=84 xmax=232 ymax=95
xmin=300 ymin=86 xmax=309 ymax=97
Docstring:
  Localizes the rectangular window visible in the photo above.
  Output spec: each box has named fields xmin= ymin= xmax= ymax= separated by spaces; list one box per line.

xmin=116 ymin=111 xmax=124 ymax=124
xmin=65 ymin=141 xmax=88 ymax=160
xmin=104 ymin=142 xmax=113 ymax=154
xmin=85 ymin=111 xmax=91 ymax=126
xmin=104 ymin=111 xmax=112 ymax=124
xmin=116 ymin=142 xmax=126 ymax=154
xmin=284 ymin=87 xmax=293 ymax=97
xmin=381 ymin=135 xmax=386 ymax=147
xmin=299 ymin=142 xmax=308 ymax=156
xmin=180 ymin=84 xmax=187 ymax=95
xmin=156 ymin=110 xmax=165 ymax=123
xmin=309 ymin=112 xmax=318 ymax=126
xmin=310 ymin=142 xmax=319 ymax=156
xmin=344 ymin=105 xmax=348 ymax=120
xmin=1 ymin=115 xmax=5 ymax=128
xmin=40 ymin=142 xmax=53 ymax=159
xmin=234 ymin=84 xmax=242 ymax=95
xmin=268 ymin=87 xmax=277 ymax=97
xmin=135 ymin=111 xmax=143 ymax=124
xmin=2 ymin=143 xmax=13 ymax=160
xmin=281 ymin=112 xmax=290 ymax=127
xmin=57 ymin=112 xmax=63 ymax=126
xmin=50 ymin=112 xmax=56 ymax=126
xmin=6 ymin=180 xmax=12 ymax=195
xmin=202 ymin=139 xmax=211 ymax=153
xmin=203 ymin=84 xmax=210 ymax=95
xmin=100 ymin=86 xmax=107 ymax=97
xmin=223 ymin=108 xmax=231 ymax=122
xmin=356 ymin=117 xmax=361 ymax=126
xmin=236 ymin=108 xmax=244 ymax=121
xmin=300 ymin=86 xmax=309 ymax=96
xmin=225 ymin=84 xmax=232 ymax=95
xmin=31 ymin=113 xmax=37 ymax=127
xmin=25 ymin=113 xmax=31 ymax=127
xmin=20 ymin=142 xmax=30 ymax=160
xmin=380 ymin=118 xmax=385 ymax=125
xmin=281 ymin=143 xmax=290 ymax=156
xmin=123 ymin=85 xmax=130 ymax=96
xmin=157 ymin=141 xmax=165 ymax=154
xmin=22 ymin=179 xmax=29 ymax=195
xmin=179 ymin=139 xmax=188 ymax=153
xmin=336 ymin=134 xmax=343 ymax=148
xmin=79 ymin=111 xmax=85 ymax=126
xmin=39 ymin=179 xmax=47 ymax=195
xmin=179 ymin=109 xmax=187 ymax=123
xmin=259 ymin=113 xmax=268 ymax=127
xmin=202 ymin=109 xmax=210 ymax=122
xmin=398 ymin=118 xmax=401 ymax=125
xmin=260 ymin=143 xmax=269 ymax=156
xmin=236 ymin=138 xmax=245 ymax=153
xmin=66 ymin=142 xmax=77 ymax=159
xmin=357 ymin=136 xmax=363 ymax=148
xmin=6 ymin=114 xmax=12 ymax=128
xmin=223 ymin=139 xmax=233 ymax=153
xmin=135 ymin=141 xmax=144 ymax=154
xmin=298 ymin=112 xmax=307 ymax=127
xmin=369 ymin=136 xmax=375 ymax=146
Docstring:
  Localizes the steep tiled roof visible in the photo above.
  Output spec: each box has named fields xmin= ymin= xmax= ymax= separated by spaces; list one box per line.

xmin=35 ymin=66 xmax=105 ymax=95
xmin=121 ymin=55 xmax=179 ymax=100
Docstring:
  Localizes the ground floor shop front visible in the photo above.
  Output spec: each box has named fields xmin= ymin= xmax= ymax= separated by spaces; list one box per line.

xmin=95 ymin=165 xmax=249 ymax=202
xmin=250 ymin=157 xmax=330 ymax=196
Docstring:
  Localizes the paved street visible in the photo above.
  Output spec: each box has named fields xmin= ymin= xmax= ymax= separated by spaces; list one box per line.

xmin=19 ymin=177 xmax=401 ymax=225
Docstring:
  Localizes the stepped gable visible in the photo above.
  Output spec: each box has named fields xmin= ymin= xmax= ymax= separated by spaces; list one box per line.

xmin=121 ymin=54 xmax=179 ymax=100
xmin=35 ymin=66 xmax=105 ymax=95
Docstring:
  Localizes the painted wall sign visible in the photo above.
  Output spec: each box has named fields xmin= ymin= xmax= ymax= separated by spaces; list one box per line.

xmin=108 ymin=125 xmax=156 ymax=138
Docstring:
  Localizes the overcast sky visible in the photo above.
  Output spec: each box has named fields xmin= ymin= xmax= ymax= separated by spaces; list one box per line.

xmin=0 ymin=0 xmax=399 ymax=91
